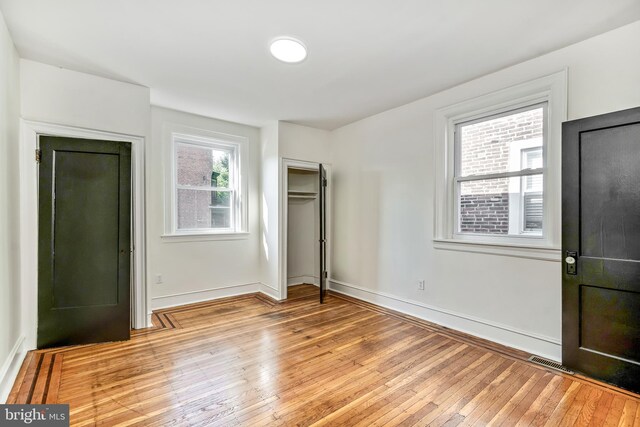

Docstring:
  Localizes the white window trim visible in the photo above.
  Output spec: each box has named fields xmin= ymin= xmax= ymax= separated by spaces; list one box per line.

xmin=162 ymin=123 xmax=249 ymax=241
xmin=434 ymin=71 xmax=567 ymax=261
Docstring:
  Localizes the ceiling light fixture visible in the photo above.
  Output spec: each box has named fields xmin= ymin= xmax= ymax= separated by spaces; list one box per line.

xmin=269 ymin=37 xmax=307 ymax=63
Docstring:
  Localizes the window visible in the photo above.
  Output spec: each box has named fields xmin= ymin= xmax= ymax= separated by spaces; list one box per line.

xmin=175 ymin=139 xmax=236 ymax=231
xmin=434 ymin=71 xmax=566 ymax=259
xmin=455 ymin=103 xmax=546 ymax=238
xmin=165 ymin=126 xmax=248 ymax=239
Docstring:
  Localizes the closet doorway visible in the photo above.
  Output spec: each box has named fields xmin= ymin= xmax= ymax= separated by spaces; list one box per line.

xmin=281 ymin=159 xmax=330 ymax=302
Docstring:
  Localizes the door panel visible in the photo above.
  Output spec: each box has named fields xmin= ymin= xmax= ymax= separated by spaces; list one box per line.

xmin=53 ymin=151 xmax=120 ymax=308
xmin=580 ymin=285 xmax=640 ymax=362
xmin=319 ymin=164 xmax=327 ymax=303
xmin=580 ymin=123 xmax=640 ymax=260
xmin=562 ymin=106 xmax=640 ymax=393
xmin=38 ymin=136 xmax=131 ymax=349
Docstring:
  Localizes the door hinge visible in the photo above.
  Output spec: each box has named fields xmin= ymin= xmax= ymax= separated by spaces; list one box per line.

xmin=322 ymin=178 xmax=328 ymax=187
xmin=35 ymin=149 xmax=42 ymax=163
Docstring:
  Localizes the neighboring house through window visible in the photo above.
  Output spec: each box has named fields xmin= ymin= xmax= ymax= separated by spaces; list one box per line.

xmin=521 ymin=147 xmax=543 ymax=233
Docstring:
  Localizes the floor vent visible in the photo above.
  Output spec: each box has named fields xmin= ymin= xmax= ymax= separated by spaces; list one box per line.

xmin=528 ymin=356 xmax=574 ymax=374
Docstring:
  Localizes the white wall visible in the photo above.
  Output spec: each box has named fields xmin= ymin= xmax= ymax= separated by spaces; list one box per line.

xmin=329 ymin=21 xmax=640 ymax=361
xmin=279 ymin=122 xmax=331 ymax=164
xmin=20 ymin=60 xmax=149 ymax=137
xmin=259 ymin=122 xmax=280 ymax=297
xmin=0 ymin=9 xmax=21 ymax=401
xmin=287 ymin=199 xmax=318 ymax=284
xmin=279 ymin=122 xmax=330 ymax=288
xmin=149 ymin=107 xmax=262 ymax=307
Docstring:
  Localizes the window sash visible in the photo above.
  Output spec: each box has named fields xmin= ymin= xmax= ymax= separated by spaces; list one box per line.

xmin=454 ymin=167 xmax=544 ymax=183
xmin=175 ymin=140 xmax=235 ymax=188
xmin=454 ymin=102 xmax=547 ymax=180
xmin=452 ymin=102 xmax=547 ymax=238
xmin=175 ymin=188 xmax=236 ymax=231
xmin=173 ymin=136 xmax=240 ymax=233
xmin=454 ymin=172 xmax=544 ymax=236
xmin=176 ymin=184 xmax=233 ymax=192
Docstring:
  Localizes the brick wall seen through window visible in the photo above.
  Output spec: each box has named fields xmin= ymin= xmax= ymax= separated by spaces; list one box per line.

xmin=457 ymin=106 xmax=544 ymax=235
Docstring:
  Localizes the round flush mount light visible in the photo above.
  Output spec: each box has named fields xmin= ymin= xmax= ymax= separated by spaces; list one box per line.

xmin=269 ymin=37 xmax=307 ymax=63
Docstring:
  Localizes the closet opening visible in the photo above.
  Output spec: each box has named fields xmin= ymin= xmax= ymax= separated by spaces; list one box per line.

xmin=281 ymin=159 xmax=329 ymax=302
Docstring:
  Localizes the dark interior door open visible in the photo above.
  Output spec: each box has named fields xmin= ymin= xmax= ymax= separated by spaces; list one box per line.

xmin=319 ymin=163 xmax=327 ymax=303
xmin=562 ymin=106 xmax=640 ymax=393
xmin=38 ymin=136 xmax=132 ymax=349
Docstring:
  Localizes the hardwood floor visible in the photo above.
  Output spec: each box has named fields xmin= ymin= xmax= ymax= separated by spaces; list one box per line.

xmin=8 ymin=284 xmax=640 ymax=426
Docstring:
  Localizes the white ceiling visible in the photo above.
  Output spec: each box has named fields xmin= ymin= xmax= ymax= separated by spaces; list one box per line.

xmin=1 ymin=1 xmax=639 ymax=130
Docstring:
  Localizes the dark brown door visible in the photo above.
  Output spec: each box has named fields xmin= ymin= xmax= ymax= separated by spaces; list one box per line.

xmin=319 ymin=164 xmax=327 ymax=303
xmin=562 ymin=106 xmax=640 ymax=393
xmin=38 ymin=136 xmax=132 ymax=349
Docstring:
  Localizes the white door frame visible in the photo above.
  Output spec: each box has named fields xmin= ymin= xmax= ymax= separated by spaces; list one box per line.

xmin=280 ymin=158 xmax=332 ymax=300
xmin=20 ymin=120 xmax=149 ymax=350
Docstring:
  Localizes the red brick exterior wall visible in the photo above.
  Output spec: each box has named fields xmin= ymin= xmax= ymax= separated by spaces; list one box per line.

xmin=176 ymin=144 xmax=213 ymax=229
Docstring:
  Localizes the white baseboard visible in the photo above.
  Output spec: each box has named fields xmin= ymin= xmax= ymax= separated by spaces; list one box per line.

xmin=287 ymin=275 xmax=319 ymax=286
xmin=151 ymin=282 xmax=262 ymax=310
xmin=329 ymin=279 xmax=562 ymax=362
xmin=260 ymin=283 xmax=281 ymax=300
xmin=0 ymin=336 xmax=26 ymax=403
xmin=150 ymin=282 xmax=283 ymax=310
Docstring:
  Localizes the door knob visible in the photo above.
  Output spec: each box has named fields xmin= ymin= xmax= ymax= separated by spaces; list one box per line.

xmin=565 ymin=251 xmax=577 ymax=275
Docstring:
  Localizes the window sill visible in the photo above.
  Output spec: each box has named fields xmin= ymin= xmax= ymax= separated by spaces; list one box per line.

xmin=161 ymin=232 xmax=249 ymax=243
xmin=433 ymin=238 xmax=561 ymax=261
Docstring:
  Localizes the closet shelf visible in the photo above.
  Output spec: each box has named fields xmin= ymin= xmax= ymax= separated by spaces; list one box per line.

xmin=288 ymin=194 xmax=317 ymax=200
xmin=288 ymin=190 xmax=317 ymax=199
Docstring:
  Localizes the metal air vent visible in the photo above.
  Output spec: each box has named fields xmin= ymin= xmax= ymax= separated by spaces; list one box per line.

xmin=528 ymin=355 xmax=574 ymax=374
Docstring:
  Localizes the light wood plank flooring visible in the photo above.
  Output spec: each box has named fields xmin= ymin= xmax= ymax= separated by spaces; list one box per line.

xmin=8 ymin=285 xmax=640 ymax=426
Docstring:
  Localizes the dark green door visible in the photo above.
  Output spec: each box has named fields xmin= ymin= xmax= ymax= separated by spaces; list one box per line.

xmin=562 ymin=106 xmax=640 ymax=393
xmin=38 ymin=136 xmax=132 ymax=349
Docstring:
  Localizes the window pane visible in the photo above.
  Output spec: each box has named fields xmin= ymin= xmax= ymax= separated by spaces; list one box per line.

xmin=458 ymin=175 xmax=543 ymax=236
xmin=210 ymin=208 xmax=231 ymax=229
xmin=176 ymin=143 xmax=231 ymax=188
xmin=177 ymin=189 xmax=232 ymax=230
xmin=459 ymin=106 xmax=544 ymax=177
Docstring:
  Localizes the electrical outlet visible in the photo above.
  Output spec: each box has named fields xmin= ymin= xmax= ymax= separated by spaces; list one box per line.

xmin=155 ymin=274 xmax=163 ymax=284
xmin=418 ymin=280 xmax=425 ymax=290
